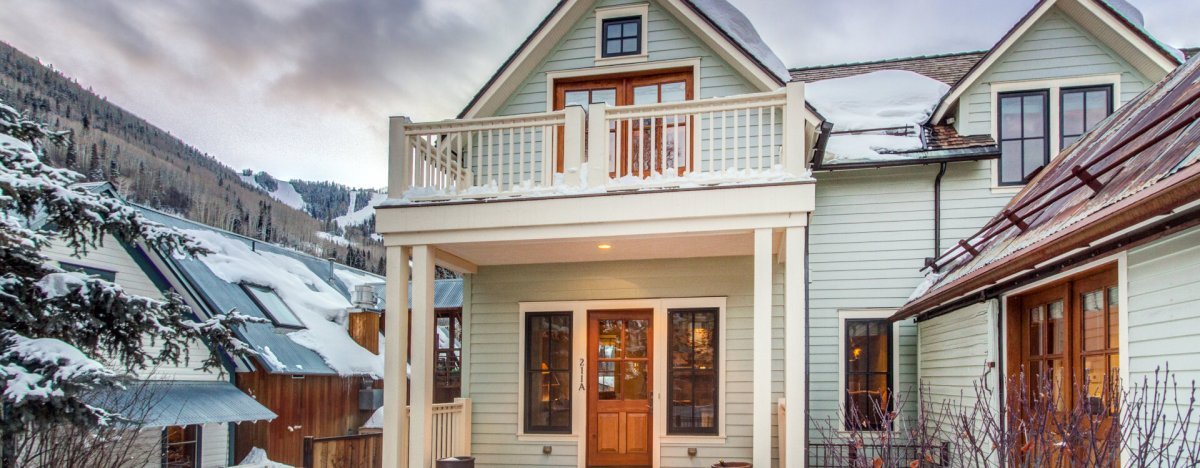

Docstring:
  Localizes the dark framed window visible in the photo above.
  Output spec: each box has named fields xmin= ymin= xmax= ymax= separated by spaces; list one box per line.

xmin=1061 ymin=85 xmax=1113 ymax=149
xmin=844 ymin=319 xmax=892 ymax=431
xmin=242 ymin=284 xmax=305 ymax=329
xmin=525 ymin=312 xmax=572 ymax=434
xmin=667 ymin=308 xmax=719 ymax=435
xmin=601 ymin=16 xmax=642 ymax=57
xmin=161 ymin=425 xmax=201 ymax=467
xmin=434 ymin=309 xmax=462 ymax=403
xmin=998 ymin=90 xmax=1050 ymax=185
xmin=59 ymin=262 xmax=116 ymax=282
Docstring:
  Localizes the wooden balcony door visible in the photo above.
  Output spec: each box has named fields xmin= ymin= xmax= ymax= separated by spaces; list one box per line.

xmin=587 ymin=310 xmax=653 ymax=467
xmin=553 ymin=70 xmax=693 ymax=178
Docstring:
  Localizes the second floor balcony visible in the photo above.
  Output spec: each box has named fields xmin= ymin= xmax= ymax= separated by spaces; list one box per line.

xmin=386 ymin=83 xmax=818 ymax=204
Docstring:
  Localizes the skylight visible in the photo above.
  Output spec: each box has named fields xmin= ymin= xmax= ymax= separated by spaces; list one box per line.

xmin=242 ymin=284 xmax=305 ymax=329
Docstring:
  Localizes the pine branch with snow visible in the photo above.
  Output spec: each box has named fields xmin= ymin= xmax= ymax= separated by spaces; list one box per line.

xmin=0 ymin=100 xmax=264 ymax=436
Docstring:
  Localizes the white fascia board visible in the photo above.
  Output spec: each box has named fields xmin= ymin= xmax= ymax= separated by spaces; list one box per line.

xmin=378 ymin=182 xmax=815 ymax=245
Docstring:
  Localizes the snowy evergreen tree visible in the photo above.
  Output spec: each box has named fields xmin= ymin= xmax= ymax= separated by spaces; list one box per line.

xmin=0 ymin=100 xmax=262 ymax=450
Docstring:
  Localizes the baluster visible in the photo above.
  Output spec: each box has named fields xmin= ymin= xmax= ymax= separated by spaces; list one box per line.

xmin=517 ymin=126 xmax=525 ymax=188
xmin=484 ymin=129 xmax=492 ymax=187
xmin=770 ymin=106 xmax=777 ymax=167
xmin=650 ymin=115 xmax=656 ymax=177
xmin=721 ymin=110 xmax=728 ymax=171
xmin=625 ymin=118 xmax=633 ymax=179
xmin=466 ymin=130 xmax=475 ymax=188
xmin=685 ymin=113 xmax=693 ymax=174
xmin=757 ymin=107 xmax=764 ymax=171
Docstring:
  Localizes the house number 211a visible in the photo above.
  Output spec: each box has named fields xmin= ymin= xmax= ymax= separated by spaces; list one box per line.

xmin=578 ymin=358 xmax=586 ymax=391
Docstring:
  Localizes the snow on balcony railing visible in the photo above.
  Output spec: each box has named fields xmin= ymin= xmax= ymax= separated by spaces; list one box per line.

xmin=598 ymin=89 xmax=788 ymax=180
xmin=388 ymin=83 xmax=810 ymax=203
xmin=397 ymin=111 xmax=567 ymax=194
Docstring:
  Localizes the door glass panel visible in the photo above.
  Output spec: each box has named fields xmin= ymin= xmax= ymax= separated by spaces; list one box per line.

xmin=598 ymin=361 xmax=617 ymax=400
xmin=634 ymin=85 xmax=659 ymax=105
xmin=437 ymin=316 xmax=450 ymax=348
xmin=1082 ymin=289 xmax=1105 ymax=351
xmin=1048 ymin=301 xmax=1065 ymax=354
xmin=1083 ymin=355 xmax=1108 ymax=398
xmin=1108 ymin=287 xmax=1119 ymax=349
xmin=592 ymin=89 xmax=617 ymax=106
xmin=565 ymin=90 xmax=589 ymax=109
xmin=1049 ymin=358 xmax=1065 ymax=410
xmin=598 ymin=320 xmax=622 ymax=358
xmin=1029 ymin=305 xmax=1044 ymax=356
xmin=621 ymin=361 xmax=649 ymax=400
xmin=661 ymin=82 xmax=686 ymax=103
xmin=626 ymin=320 xmax=648 ymax=358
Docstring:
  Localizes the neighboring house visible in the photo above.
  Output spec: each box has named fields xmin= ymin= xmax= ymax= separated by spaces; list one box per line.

xmin=373 ymin=1 xmax=1191 ymax=467
xmin=895 ymin=47 xmax=1200 ymax=459
xmin=132 ymin=204 xmax=390 ymax=466
xmin=44 ymin=182 xmax=276 ymax=468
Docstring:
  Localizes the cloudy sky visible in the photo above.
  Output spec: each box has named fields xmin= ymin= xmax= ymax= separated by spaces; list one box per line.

xmin=2 ymin=0 xmax=1197 ymax=188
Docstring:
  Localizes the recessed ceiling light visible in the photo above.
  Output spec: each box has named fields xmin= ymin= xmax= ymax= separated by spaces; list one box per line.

xmin=597 ymin=243 xmax=612 ymax=250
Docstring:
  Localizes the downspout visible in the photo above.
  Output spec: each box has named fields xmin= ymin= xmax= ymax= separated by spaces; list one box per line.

xmin=927 ymin=162 xmax=948 ymax=269
xmin=993 ymin=296 xmax=1006 ymax=468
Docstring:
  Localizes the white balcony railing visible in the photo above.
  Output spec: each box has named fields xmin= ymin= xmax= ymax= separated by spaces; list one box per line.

xmin=401 ymin=398 xmax=472 ymax=462
xmin=390 ymin=82 xmax=808 ymax=201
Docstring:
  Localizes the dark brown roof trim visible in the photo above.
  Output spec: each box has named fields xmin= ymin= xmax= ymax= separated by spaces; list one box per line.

xmin=813 ymin=146 xmax=998 ymax=171
xmin=905 ymin=203 xmax=1200 ymax=323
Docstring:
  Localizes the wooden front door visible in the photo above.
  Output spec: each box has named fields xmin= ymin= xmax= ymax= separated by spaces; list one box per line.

xmin=553 ymin=70 xmax=693 ymax=178
xmin=588 ymin=310 xmax=653 ymax=467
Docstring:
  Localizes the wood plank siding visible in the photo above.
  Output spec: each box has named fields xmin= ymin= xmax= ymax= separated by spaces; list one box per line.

xmin=466 ymin=257 xmax=783 ymax=468
xmin=807 ymin=162 xmax=1012 ymax=440
xmin=494 ymin=0 xmax=757 ymax=117
xmin=915 ymin=302 xmax=996 ymax=440
xmin=233 ymin=369 xmax=375 ymax=467
xmin=957 ymin=8 xmax=1152 ymax=138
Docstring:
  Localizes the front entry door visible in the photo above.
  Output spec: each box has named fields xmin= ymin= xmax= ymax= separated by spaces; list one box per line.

xmin=588 ymin=310 xmax=653 ymax=467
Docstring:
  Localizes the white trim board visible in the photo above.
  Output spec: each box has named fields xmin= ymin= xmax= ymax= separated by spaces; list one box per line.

xmin=517 ymin=297 xmax=728 ymax=468
xmin=543 ymin=58 xmax=704 ymax=113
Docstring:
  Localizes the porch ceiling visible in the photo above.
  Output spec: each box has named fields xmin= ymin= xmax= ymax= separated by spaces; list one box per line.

xmin=437 ymin=229 xmax=779 ymax=266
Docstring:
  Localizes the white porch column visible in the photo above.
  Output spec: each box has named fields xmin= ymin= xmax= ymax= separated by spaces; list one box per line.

xmin=383 ymin=246 xmax=411 ymax=467
xmin=753 ymin=228 xmax=773 ymax=466
xmin=388 ymin=116 xmax=413 ymax=198
xmin=784 ymin=227 xmax=807 ymax=467
xmin=409 ymin=246 xmax=436 ymax=468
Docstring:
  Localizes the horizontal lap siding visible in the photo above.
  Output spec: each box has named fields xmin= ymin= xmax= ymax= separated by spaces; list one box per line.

xmin=1127 ymin=227 xmax=1200 ymax=385
xmin=916 ymin=303 xmax=995 ymax=441
xmin=959 ymin=8 xmax=1151 ymax=137
xmin=808 ymin=164 xmax=1012 ymax=444
xmin=466 ymin=257 xmax=783 ymax=468
xmin=43 ymin=239 xmax=220 ymax=382
xmin=496 ymin=0 xmax=756 ymax=117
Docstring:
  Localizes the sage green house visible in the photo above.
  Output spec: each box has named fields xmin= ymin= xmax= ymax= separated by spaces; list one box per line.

xmin=372 ymin=0 xmax=1189 ymax=466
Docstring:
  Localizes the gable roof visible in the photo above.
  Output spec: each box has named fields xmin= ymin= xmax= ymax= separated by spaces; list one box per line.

xmin=896 ymin=54 xmax=1200 ymax=321
xmin=789 ymin=51 xmax=987 ymax=86
xmin=459 ymin=0 xmax=790 ymax=119
xmin=929 ymin=0 xmax=1183 ymax=124
xmin=135 ymin=205 xmax=385 ymax=377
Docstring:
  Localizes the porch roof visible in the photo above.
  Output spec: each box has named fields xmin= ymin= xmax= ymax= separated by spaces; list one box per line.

xmin=92 ymin=380 xmax=277 ymax=427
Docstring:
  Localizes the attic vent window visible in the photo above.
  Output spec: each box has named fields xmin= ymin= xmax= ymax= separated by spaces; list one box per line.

xmin=242 ymin=284 xmax=305 ymax=329
xmin=602 ymin=17 xmax=641 ymax=57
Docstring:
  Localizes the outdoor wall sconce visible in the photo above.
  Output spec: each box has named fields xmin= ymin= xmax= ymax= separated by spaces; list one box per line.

xmin=543 ymin=446 xmax=552 ymax=455
xmin=688 ymin=447 xmax=698 ymax=457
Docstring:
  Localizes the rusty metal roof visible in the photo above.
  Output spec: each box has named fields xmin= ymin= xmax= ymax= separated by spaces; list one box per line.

xmin=896 ymin=54 xmax=1200 ymax=320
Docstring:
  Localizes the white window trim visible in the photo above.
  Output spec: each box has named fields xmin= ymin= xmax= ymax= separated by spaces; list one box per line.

xmin=988 ymin=74 xmax=1123 ymax=192
xmin=518 ymin=297 xmax=727 ymax=468
xmin=594 ymin=3 xmax=650 ymax=66
xmin=836 ymin=309 xmax=901 ymax=433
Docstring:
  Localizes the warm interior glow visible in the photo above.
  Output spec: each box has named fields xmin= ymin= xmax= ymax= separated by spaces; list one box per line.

xmin=597 ymin=243 xmax=613 ymax=250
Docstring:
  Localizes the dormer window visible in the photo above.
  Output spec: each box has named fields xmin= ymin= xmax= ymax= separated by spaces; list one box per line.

xmin=602 ymin=17 xmax=641 ymax=57
xmin=243 ymin=284 xmax=305 ymax=329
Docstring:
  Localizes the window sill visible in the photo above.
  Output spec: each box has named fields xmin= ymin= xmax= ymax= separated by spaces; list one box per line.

xmin=660 ymin=435 xmax=726 ymax=445
xmin=595 ymin=54 xmax=649 ymax=67
xmin=516 ymin=433 xmax=578 ymax=443
xmin=990 ymin=184 xmax=1024 ymax=195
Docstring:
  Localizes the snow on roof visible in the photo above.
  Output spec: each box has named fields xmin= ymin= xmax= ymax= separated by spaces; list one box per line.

xmin=690 ymin=0 xmax=790 ymax=83
xmin=805 ymin=70 xmax=950 ymax=163
xmin=181 ymin=228 xmax=384 ymax=378
xmin=1100 ymin=0 xmax=1184 ymax=62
